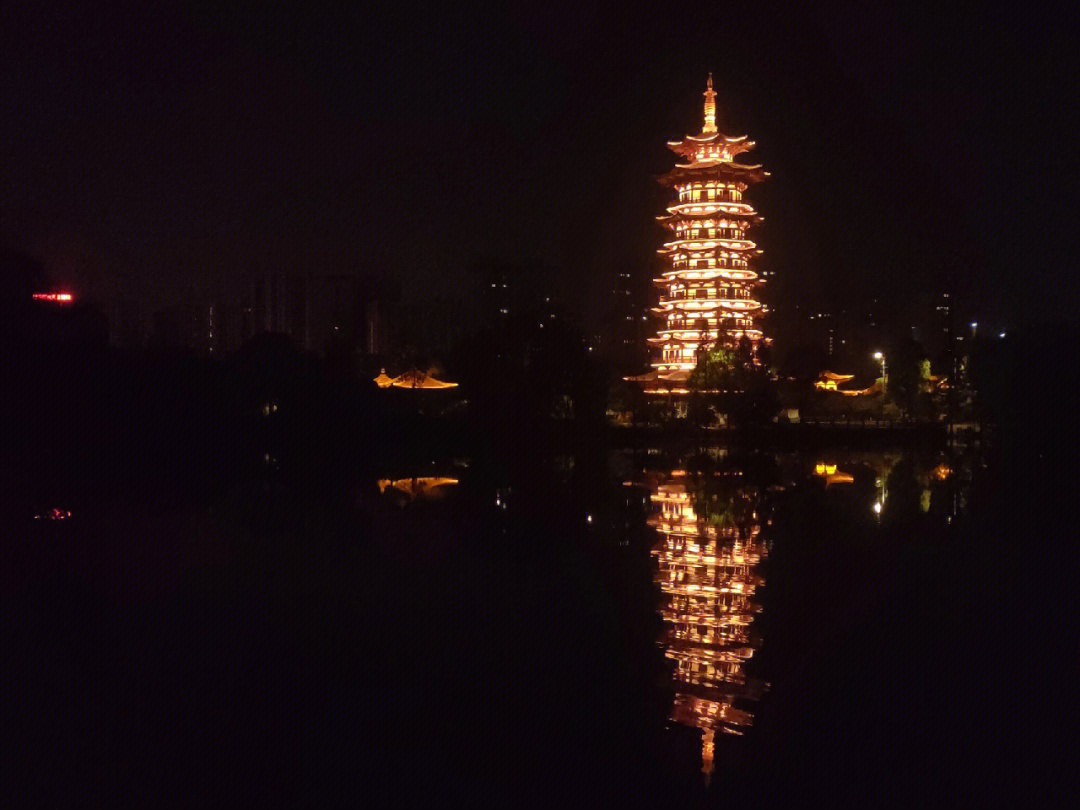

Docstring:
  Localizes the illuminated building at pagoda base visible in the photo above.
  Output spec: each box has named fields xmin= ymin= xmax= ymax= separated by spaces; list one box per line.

xmin=373 ymin=368 xmax=459 ymax=389
xmin=647 ymin=472 xmax=768 ymax=781
xmin=629 ymin=76 xmax=770 ymax=395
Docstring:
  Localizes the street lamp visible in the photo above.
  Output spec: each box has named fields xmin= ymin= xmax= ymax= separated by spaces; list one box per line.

xmin=873 ymin=351 xmax=886 ymax=394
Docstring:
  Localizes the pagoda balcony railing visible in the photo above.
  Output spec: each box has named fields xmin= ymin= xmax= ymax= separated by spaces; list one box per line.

xmin=658 ymin=301 xmax=759 ymax=313
xmin=659 ymin=303 xmax=759 ymax=315
xmin=669 ymin=262 xmax=749 ymax=272
xmin=666 ymin=205 xmax=756 ymax=220
xmin=675 ymin=228 xmax=743 ymax=241
xmin=678 ymin=191 xmax=744 ymax=204
xmin=663 ymin=289 xmax=754 ymax=302
xmin=662 ymin=276 xmax=755 ymax=289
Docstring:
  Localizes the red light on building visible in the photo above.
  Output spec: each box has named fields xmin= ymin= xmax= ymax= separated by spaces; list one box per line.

xmin=32 ymin=292 xmax=74 ymax=303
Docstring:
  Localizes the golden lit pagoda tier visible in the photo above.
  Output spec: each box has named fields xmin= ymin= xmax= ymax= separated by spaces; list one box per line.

xmin=666 ymin=633 xmax=756 ymax=653
xmin=659 ymin=596 xmax=761 ymax=619
xmin=661 ymin=612 xmax=757 ymax=630
xmin=653 ymin=539 xmax=762 ymax=559
xmin=672 ymin=685 xmax=762 ymax=719
xmin=657 ymin=250 xmax=760 ymax=268
xmin=667 ymin=631 xmax=756 ymax=647
xmin=671 ymin=695 xmax=756 ymax=735
xmin=643 ymin=326 xmax=764 ymax=343
xmin=671 ymin=653 xmax=753 ymax=675
xmin=655 ymin=535 xmax=761 ymax=552
xmin=665 ymin=180 xmax=753 ymax=204
xmin=658 ymin=216 xmax=762 ymax=234
xmin=654 ymin=272 xmax=759 ymax=285
xmin=651 ymin=300 xmax=759 ymax=310
xmin=658 ymin=245 xmax=761 ymax=260
xmin=658 ymin=162 xmax=768 ymax=187
xmin=665 ymin=200 xmax=757 ymax=217
xmin=650 ymin=324 xmax=763 ymax=336
xmin=658 ymin=582 xmax=761 ymax=599
xmin=662 ymin=236 xmax=756 ymax=252
xmin=666 ymin=133 xmax=756 ymax=162
xmin=658 ymin=202 xmax=760 ymax=219
xmin=654 ymin=268 xmax=759 ymax=283
xmin=654 ymin=299 xmax=762 ymax=312
xmin=647 ymin=333 xmax=717 ymax=344
xmin=657 ymin=557 xmax=763 ymax=574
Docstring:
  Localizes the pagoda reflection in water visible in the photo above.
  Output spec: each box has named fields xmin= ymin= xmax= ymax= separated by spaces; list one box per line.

xmin=648 ymin=472 xmax=768 ymax=781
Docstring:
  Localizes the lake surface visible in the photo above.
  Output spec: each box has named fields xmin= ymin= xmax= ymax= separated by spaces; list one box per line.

xmin=348 ymin=439 xmax=992 ymax=802
xmin=7 ymin=432 xmax=1074 ymax=806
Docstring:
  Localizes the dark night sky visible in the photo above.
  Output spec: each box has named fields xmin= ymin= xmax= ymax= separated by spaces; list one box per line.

xmin=3 ymin=1 xmax=1076 ymax=335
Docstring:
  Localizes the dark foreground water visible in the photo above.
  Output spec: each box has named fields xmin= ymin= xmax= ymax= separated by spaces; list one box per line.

xmin=6 ymin=431 xmax=1077 ymax=807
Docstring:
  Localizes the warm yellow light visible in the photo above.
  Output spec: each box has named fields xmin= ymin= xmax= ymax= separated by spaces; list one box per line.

xmin=931 ymin=463 xmax=954 ymax=481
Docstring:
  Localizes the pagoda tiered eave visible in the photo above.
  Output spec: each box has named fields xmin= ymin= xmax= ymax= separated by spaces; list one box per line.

xmin=654 ymin=303 xmax=762 ymax=317
xmin=666 ymin=132 xmax=755 ymax=159
xmin=661 ymin=237 xmax=757 ymax=252
xmin=658 ymin=244 xmax=763 ymax=256
xmin=667 ymin=132 xmax=750 ymax=146
xmin=664 ymin=201 xmax=758 ymax=217
xmin=657 ymin=213 xmax=763 ymax=230
xmin=659 ymin=162 xmax=768 ymax=186
xmin=654 ymin=269 xmax=759 ymax=283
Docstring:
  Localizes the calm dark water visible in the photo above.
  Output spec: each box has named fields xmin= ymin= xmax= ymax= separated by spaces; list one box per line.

xmin=6 ymin=433 xmax=1076 ymax=806
xmin=629 ymin=447 xmax=974 ymax=791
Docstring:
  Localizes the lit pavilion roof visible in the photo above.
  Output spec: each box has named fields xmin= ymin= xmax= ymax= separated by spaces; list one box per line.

xmin=373 ymin=369 xmax=395 ymax=388
xmin=623 ymin=369 xmax=692 ymax=389
xmin=812 ymin=463 xmax=855 ymax=486
xmin=377 ymin=477 xmax=459 ymax=499
xmin=390 ymin=368 xmax=459 ymax=389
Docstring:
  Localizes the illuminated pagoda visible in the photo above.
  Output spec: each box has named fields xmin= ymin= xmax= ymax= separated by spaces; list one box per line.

xmin=631 ymin=76 xmax=768 ymax=394
xmin=648 ymin=476 xmax=768 ymax=781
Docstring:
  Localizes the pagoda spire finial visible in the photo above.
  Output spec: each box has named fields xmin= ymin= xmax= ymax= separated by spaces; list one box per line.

xmin=703 ymin=73 xmax=717 ymax=134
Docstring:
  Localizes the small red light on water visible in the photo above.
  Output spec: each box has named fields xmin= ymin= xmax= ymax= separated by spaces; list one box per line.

xmin=32 ymin=292 xmax=74 ymax=303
